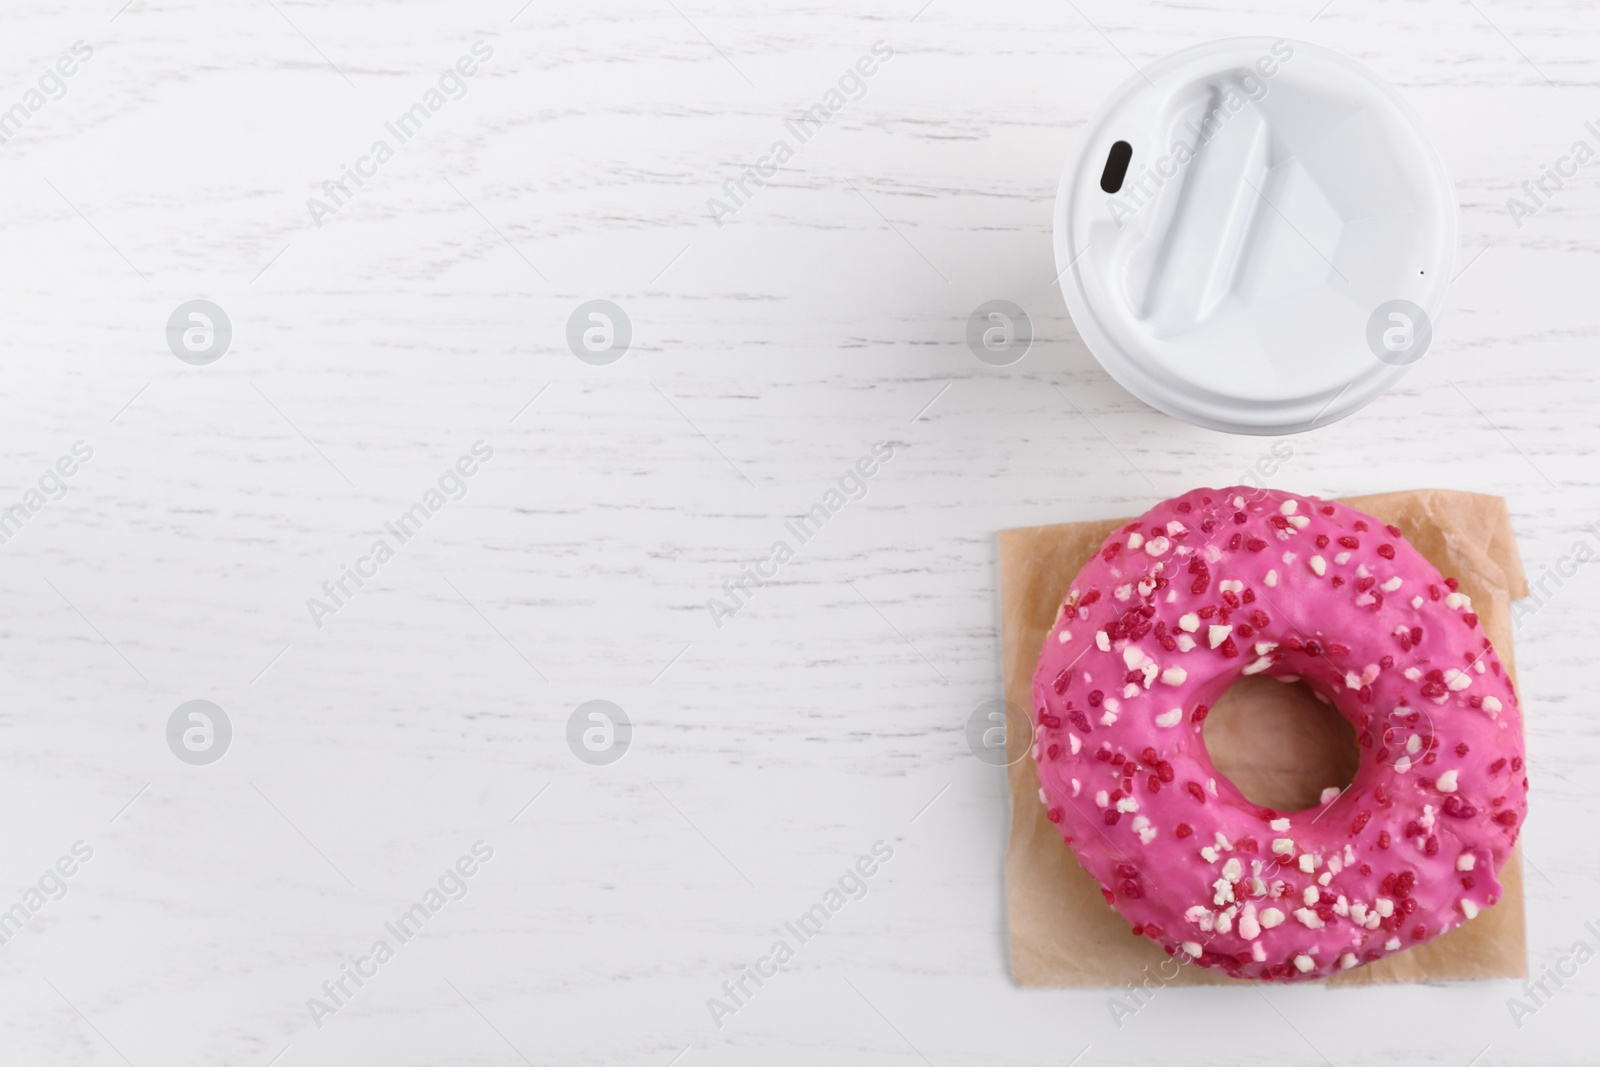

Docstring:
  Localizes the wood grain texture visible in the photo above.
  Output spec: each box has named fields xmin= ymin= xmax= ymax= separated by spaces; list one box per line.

xmin=0 ymin=1 xmax=1594 ymax=1064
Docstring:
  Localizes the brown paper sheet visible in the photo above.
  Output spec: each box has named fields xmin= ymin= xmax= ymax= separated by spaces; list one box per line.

xmin=999 ymin=489 xmax=1529 ymax=988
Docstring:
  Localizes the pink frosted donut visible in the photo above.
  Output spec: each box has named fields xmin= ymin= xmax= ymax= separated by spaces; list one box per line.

xmin=1029 ymin=487 xmax=1528 ymax=982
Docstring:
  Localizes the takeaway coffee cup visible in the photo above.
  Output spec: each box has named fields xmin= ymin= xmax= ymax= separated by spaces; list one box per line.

xmin=1053 ymin=38 xmax=1458 ymax=435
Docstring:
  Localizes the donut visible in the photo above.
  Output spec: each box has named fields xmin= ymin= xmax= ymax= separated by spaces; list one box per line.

xmin=1029 ymin=487 xmax=1528 ymax=982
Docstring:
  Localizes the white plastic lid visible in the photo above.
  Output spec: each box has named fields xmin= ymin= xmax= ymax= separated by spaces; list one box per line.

xmin=1054 ymin=37 xmax=1457 ymax=435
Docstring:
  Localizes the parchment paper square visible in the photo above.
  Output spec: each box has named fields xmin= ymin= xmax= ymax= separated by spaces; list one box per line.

xmin=999 ymin=490 xmax=1529 ymax=988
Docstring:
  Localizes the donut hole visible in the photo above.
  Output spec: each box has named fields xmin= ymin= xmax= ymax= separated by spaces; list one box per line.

xmin=1202 ymin=676 xmax=1360 ymax=813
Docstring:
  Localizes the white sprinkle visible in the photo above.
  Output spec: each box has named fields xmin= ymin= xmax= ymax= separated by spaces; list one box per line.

xmin=1280 ymin=499 xmax=1298 ymax=515
xmin=1445 ymin=591 xmax=1470 ymax=610
xmin=1219 ymin=579 xmax=1244 ymax=595
xmin=1412 ymin=595 xmax=1425 ymax=608
xmin=1436 ymin=770 xmax=1459 ymax=793
xmin=1255 ymin=641 xmax=1278 ymax=655
xmin=1176 ymin=635 xmax=1196 ymax=652
xmin=1482 ymin=695 xmax=1502 ymax=717
xmin=1265 ymin=568 xmax=1278 ymax=587
xmin=1095 ymin=790 xmax=1109 ymax=808
xmin=1213 ymin=878 xmax=1235 ymax=906
xmin=1339 ymin=952 xmax=1358 ymax=970
xmin=1303 ymin=886 xmax=1319 ymax=905
xmin=1185 ymin=905 xmax=1212 ymax=928
xmin=1375 ymin=898 xmax=1394 ymax=917
xmin=1394 ymin=756 xmax=1412 ymax=774
xmin=1444 ymin=669 xmax=1472 ymax=691
xmin=1258 ymin=907 xmax=1285 ymax=929
xmin=1238 ymin=904 xmax=1261 ymax=940
xmin=1297 ymin=854 xmax=1315 ymax=873
xmin=1122 ymin=683 xmax=1139 ymax=698
xmin=1216 ymin=909 xmax=1234 ymax=934
xmin=1161 ymin=667 xmax=1188 ymax=686
xmin=1128 ymin=532 xmax=1144 ymax=550
xmin=1038 ymin=787 xmax=1047 ymax=806
xmin=1145 ymin=535 xmax=1170 ymax=557
xmin=1183 ymin=941 xmax=1202 ymax=957
xmin=1251 ymin=942 xmax=1266 ymax=962
xmin=1166 ymin=520 xmax=1186 ymax=536
xmin=1222 ymin=858 xmax=1243 ymax=881
xmin=1269 ymin=818 xmax=1291 ymax=831
xmin=1385 ymin=936 xmax=1401 ymax=951
xmin=1155 ymin=708 xmax=1183 ymax=728
xmin=1381 ymin=576 xmax=1403 ymax=593
xmin=1282 ymin=551 xmax=1296 ymax=565
xmin=1233 ymin=496 xmax=1246 ymax=508
xmin=1406 ymin=734 xmax=1422 ymax=755
xmin=1135 ymin=815 xmax=1156 ymax=844
xmin=1272 ymin=838 xmax=1295 ymax=855
xmin=1208 ymin=624 xmax=1231 ymax=649
xmin=1178 ymin=613 xmax=1200 ymax=633
xmin=1334 ymin=552 xmax=1351 ymax=566
xmin=1068 ymin=733 xmax=1081 ymax=754
xmin=1071 ymin=779 xmax=1080 ymax=797
xmin=1294 ymin=908 xmax=1324 ymax=929
xmin=1289 ymin=515 xmax=1309 ymax=529
xmin=1462 ymin=899 xmax=1479 ymax=919
xmin=1320 ymin=786 xmax=1342 ymax=804
xmin=1294 ymin=954 xmax=1315 ymax=973
xmin=1057 ymin=630 xmax=1072 ymax=643
xmin=1350 ymin=903 xmax=1367 ymax=925
xmin=1309 ymin=555 xmax=1326 ymax=577
xmin=1200 ymin=846 xmax=1218 ymax=862
xmin=1404 ymin=667 xmax=1423 ymax=681
xmin=1456 ymin=854 xmax=1476 ymax=872
xmin=1116 ymin=796 xmax=1139 ymax=813
xmin=1123 ymin=646 xmax=1152 ymax=670
xmin=1096 ymin=631 xmax=1111 ymax=651
xmin=1242 ymin=655 xmax=1273 ymax=675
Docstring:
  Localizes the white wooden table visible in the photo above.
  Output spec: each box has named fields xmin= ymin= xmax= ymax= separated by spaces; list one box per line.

xmin=0 ymin=1 xmax=1593 ymax=1064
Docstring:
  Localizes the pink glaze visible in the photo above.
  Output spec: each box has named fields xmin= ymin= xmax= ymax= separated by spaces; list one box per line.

xmin=1029 ymin=488 xmax=1528 ymax=982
